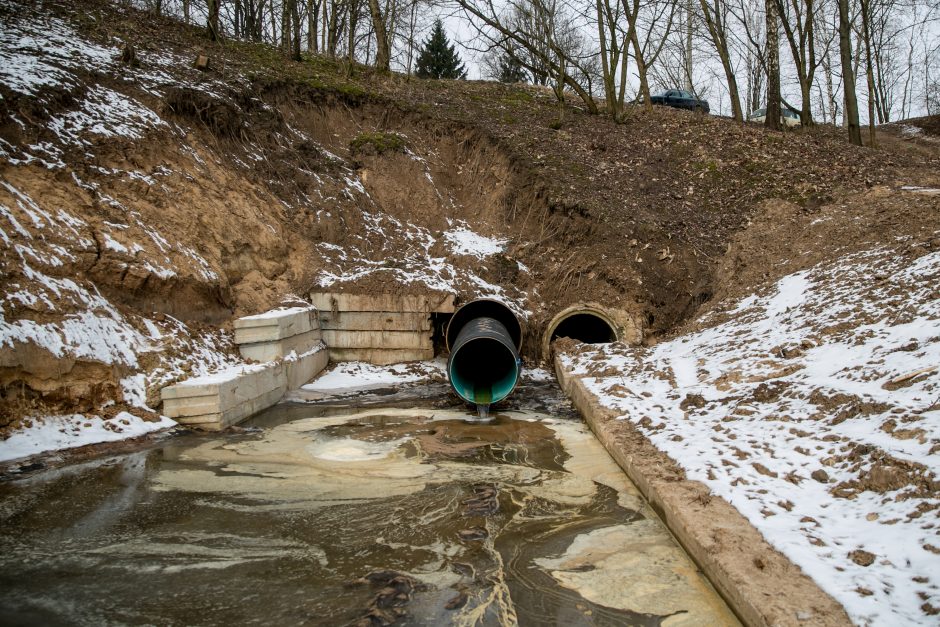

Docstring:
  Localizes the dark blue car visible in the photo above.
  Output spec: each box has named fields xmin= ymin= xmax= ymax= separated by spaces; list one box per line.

xmin=650 ymin=89 xmax=710 ymax=113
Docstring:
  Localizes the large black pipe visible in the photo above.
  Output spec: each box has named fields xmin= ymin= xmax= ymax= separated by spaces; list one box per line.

xmin=446 ymin=300 xmax=522 ymax=406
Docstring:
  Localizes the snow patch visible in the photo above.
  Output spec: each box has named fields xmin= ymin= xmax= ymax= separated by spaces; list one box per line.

xmin=0 ymin=412 xmax=176 ymax=463
xmin=562 ymin=247 xmax=940 ymax=626
xmin=444 ymin=225 xmax=507 ymax=258
xmin=303 ymin=360 xmax=445 ymax=393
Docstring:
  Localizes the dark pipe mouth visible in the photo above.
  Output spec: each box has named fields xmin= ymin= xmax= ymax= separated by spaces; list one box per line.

xmin=549 ymin=313 xmax=617 ymax=345
xmin=446 ymin=299 xmax=522 ymax=352
xmin=448 ymin=316 xmax=521 ymax=405
xmin=449 ymin=337 xmax=518 ymax=405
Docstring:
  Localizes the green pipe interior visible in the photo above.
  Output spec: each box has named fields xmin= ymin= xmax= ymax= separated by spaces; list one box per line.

xmin=449 ymin=337 xmax=519 ymax=405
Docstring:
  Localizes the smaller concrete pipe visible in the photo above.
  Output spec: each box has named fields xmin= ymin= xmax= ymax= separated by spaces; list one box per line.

xmin=448 ymin=316 xmax=521 ymax=405
xmin=542 ymin=303 xmax=642 ymax=360
xmin=446 ymin=299 xmax=522 ymax=406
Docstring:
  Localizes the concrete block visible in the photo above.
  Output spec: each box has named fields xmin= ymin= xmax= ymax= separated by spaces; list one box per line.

xmin=161 ymin=362 xmax=285 ymax=412
xmin=328 ymin=347 xmax=434 ymax=365
xmin=310 ymin=292 xmax=455 ymax=314
xmin=234 ymin=306 xmax=319 ymax=344
xmin=161 ymin=343 xmax=330 ymax=430
xmin=321 ymin=329 xmax=432 ymax=350
xmin=285 ymin=342 xmax=330 ymax=388
xmin=173 ymin=385 xmax=288 ymax=431
xmin=318 ymin=311 xmax=432 ymax=332
xmin=238 ymin=329 xmax=322 ymax=362
xmin=161 ymin=361 xmax=287 ymax=425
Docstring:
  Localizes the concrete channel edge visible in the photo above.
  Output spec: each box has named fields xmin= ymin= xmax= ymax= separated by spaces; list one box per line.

xmin=554 ymin=355 xmax=853 ymax=627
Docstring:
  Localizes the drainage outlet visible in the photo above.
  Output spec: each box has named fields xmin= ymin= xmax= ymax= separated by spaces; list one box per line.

xmin=542 ymin=304 xmax=640 ymax=359
xmin=446 ymin=299 xmax=522 ymax=406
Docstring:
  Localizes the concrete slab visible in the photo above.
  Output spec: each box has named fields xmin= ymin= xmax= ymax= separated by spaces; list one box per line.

xmin=321 ymin=329 xmax=432 ymax=350
xmin=173 ymin=385 xmax=288 ymax=431
xmin=285 ymin=343 xmax=330 ymax=388
xmin=328 ymin=347 xmax=434 ymax=365
xmin=234 ymin=306 xmax=319 ymax=344
xmin=161 ymin=362 xmax=286 ymax=428
xmin=161 ymin=343 xmax=331 ymax=430
xmin=310 ymin=292 xmax=455 ymax=314
xmin=318 ymin=311 xmax=432 ymax=332
xmin=238 ymin=329 xmax=323 ymax=362
xmin=161 ymin=362 xmax=286 ymax=414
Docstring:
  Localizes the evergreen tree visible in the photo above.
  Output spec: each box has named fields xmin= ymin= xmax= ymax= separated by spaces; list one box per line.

xmin=415 ymin=21 xmax=467 ymax=80
xmin=497 ymin=51 xmax=528 ymax=84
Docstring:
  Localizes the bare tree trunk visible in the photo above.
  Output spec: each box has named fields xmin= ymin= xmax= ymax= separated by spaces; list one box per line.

xmin=776 ymin=0 xmax=817 ymax=124
xmin=183 ymin=0 xmax=190 ymax=23
xmin=823 ymin=44 xmax=838 ymax=124
xmin=596 ymin=0 xmax=616 ymax=116
xmin=322 ymin=1 xmax=329 ymax=52
xmin=699 ymin=0 xmax=744 ymax=120
xmin=684 ymin=0 xmax=694 ymax=91
xmin=281 ymin=0 xmax=292 ymax=53
xmin=207 ymin=0 xmax=221 ymax=41
xmin=860 ymin=0 xmax=876 ymax=146
xmin=631 ymin=27 xmax=652 ymax=109
xmin=837 ymin=0 xmax=862 ymax=144
xmin=308 ymin=0 xmax=320 ymax=52
xmin=348 ymin=0 xmax=360 ymax=64
xmin=406 ymin=0 xmax=419 ymax=74
xmin=367 ymin=0 xmax=391 ymax=70
xmin=765 ymin=0 xmax=782 ymax=130
xmin=291 ymin=0 xmax=302 ymax=59
xmin=270 ymin=0 xmax=278 ymax=44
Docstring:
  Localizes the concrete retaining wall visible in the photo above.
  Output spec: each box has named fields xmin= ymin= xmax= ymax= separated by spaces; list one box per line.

xmin=310 ymin=291 xmax=454 ymax=364
xmin=310 ymin=292 xmax=455 ymax=314
xmin=161 ymin=306 xmax=329 ymax=430
xmin=554 ymin=355 xmax=852 ymax=627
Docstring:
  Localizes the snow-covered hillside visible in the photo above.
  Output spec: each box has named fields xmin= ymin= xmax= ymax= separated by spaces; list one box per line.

xmin=561 ymin=244 xmax=940 ymax=625
xmin=0 ymin=0 xmax=533 ymax=459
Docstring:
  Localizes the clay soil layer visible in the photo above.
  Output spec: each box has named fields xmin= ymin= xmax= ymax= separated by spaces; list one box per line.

xmin=555 ymin=356 xmax=853 ymax=627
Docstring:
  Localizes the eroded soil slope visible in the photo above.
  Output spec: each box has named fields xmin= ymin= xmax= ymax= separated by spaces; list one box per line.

xmin=1 ymin=0 xmax=938 ymax=434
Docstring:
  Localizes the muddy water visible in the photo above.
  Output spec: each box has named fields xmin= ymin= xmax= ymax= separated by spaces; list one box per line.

xmin=0 ymin=385 xmax=738 ymax=626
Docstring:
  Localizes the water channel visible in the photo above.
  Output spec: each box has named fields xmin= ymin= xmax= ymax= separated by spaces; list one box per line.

xmin=0 ymin=381 xmax=738 ymax=626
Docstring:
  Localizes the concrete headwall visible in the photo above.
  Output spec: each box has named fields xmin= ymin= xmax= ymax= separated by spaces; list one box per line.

xmin=310 ymin=292 xmax=455 ymax=365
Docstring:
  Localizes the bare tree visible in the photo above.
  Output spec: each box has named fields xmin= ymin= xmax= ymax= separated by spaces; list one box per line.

xmin=728 ymin=0 xmax=765 ymax=114
xmin=776 ymin=0 xmax=821 ymax=124
xmin=765 ymin=0 xmax=782 ymax=128
xmin=630 ymin=0 xmax=676 ymax=107
xmin=859 ymin=0 xmax=877 ymax=144
xmin=307 ymin=0 xmax=322 ymax=51
xmin=817 ymin=10 xmax=842 ymax=123
xmin=699 ymin=0 xmax=745 ymax=119
xmin=367 ymin=0 xmax=392 ymax=70
xmin=837 ymin=0 xmax=863 ymax=143
xmin=454 ymin=0 xmax=600 ymax=113
xmin=207 ymin=0 xmax=221 ymax=40
xmin=595 ymin=0 xmax=628 ymax=117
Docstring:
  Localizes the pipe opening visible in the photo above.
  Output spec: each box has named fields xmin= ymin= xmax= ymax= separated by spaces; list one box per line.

xmin=449 ymin=336 xmax=518 ymax=405
xmin=446 ymin=301 xmax=522 ymax=407
xmin=549 ymin=313 xmax=617 ymax=346
xmin=446 ymin=299 xmax=522 ymax=352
